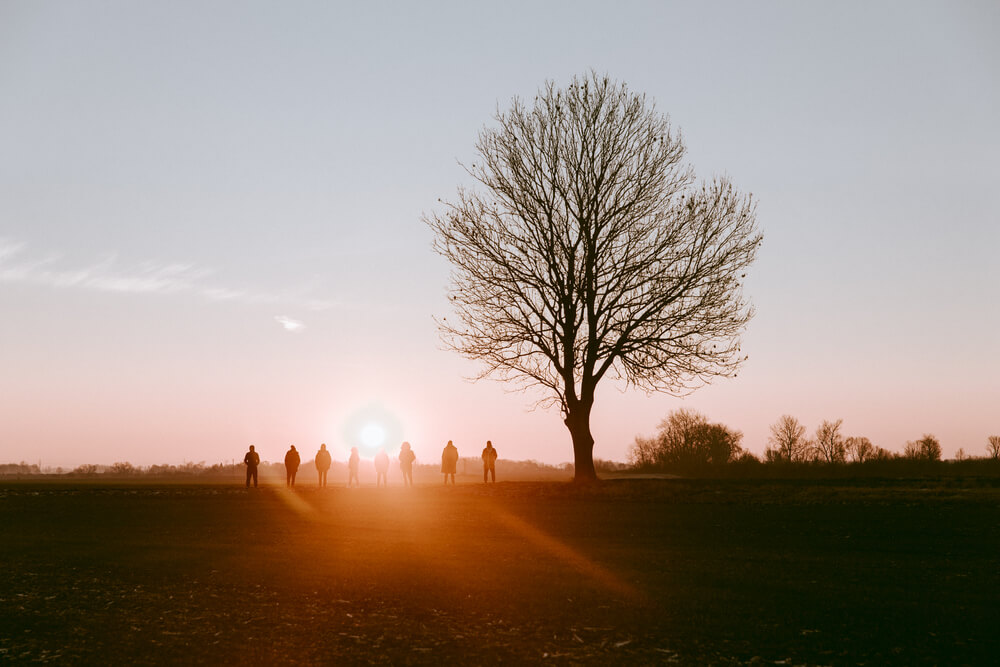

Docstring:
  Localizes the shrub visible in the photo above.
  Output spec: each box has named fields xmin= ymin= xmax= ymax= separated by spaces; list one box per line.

xmin=904 ymin=434 xmax=942 ymax=462
xmin=629 ymin=409 xmax=743 ymax=471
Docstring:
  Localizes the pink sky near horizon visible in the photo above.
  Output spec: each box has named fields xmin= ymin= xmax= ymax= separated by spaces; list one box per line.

xmin=4 ymin=275 xmax=996 ymax=469
xmin=1 ymin=2 xmax=998 ymax=469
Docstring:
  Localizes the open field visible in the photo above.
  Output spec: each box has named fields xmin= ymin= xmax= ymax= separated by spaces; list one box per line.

xmin=2 ymin=478 xmax=998 ymax=665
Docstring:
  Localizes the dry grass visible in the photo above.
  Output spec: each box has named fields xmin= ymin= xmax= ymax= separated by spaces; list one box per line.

xmin=2 ymin=479 xmax=998 ymax=664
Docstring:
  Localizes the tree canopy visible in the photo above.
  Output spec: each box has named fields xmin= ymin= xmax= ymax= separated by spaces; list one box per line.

xmin=427 ymin=72 xmax=761 ymax=480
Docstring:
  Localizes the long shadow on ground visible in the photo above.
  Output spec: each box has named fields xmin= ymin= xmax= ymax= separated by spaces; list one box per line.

xmin=1 ymin=479 xmax=998 ymax=664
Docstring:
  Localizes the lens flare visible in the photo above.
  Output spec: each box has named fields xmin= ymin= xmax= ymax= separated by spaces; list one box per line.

xmin=341 ymin=403 xmax=404 ymax=457
xmin=359 ymin=423 xmax=386 ymax=450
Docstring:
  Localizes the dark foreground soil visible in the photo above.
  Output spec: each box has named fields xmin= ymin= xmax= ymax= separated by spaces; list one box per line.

xmin=1 ymin=478 xmax=998 ymax=665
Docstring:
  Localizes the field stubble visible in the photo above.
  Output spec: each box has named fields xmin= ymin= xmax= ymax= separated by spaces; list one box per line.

xmin=1 ymin=478 xmax=998 ymax=665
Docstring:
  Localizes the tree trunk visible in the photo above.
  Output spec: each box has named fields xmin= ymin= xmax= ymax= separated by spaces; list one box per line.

xmin=565 ymin=406 xmax=598 ymax=482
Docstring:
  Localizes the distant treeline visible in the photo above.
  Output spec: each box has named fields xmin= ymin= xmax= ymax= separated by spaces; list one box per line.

xmin=628 ymin=409 xmax=1000 ymax=477
xmin=0 ymin=461 xmax=241 ymax=478
xmin=5 ymin=417 xmax=998 ymax=480
xmin=0 ymin=457 xmax=578 ymax=482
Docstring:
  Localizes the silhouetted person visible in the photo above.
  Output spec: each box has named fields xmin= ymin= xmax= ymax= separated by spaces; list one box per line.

xmin=374 ymin=449 xmax=389 ymax=487
xmin=348 ymin=447 xmax=360 ymax=488
xmin=482 ymin=440 xmax=498 ymax=483
xmin=441 ymin=440 xmax=458 ymax=485
xmin=399 ymin=441 xmax=416 ymax=487
xmin=285 ymin=445 xmax=300 ymax=487
xmin=243 ymin=445 xmax=260 ymax=488
xmin=315 ymin=443 xmax=332 ymax=487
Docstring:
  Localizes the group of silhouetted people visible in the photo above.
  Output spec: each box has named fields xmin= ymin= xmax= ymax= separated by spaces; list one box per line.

xmin=241 ymin=440 xmax=499 ymax=488
xmin=440 ymin=440 xmax=498 ymax=484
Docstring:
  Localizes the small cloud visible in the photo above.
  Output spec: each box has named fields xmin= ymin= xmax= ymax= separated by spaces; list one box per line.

xmin=0 ymin=244 xmax=209 ymax=295
xmin=0 ymin=238 xmax=338 ymax=312
xmin=0 ymin=238 xmax=27 ymax=261
xmin=275 ymin=315 xmax=304 ymax=332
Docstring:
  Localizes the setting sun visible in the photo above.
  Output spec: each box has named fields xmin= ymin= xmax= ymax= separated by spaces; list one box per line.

xmin=1 ymin=2 xmax=998 ymax=664
xmin=359 ymin=423 xmax=387 ymax=451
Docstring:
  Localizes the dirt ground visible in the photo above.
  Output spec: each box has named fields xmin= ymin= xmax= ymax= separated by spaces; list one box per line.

xmin=1 ymin=478 xmax=998 ymax=665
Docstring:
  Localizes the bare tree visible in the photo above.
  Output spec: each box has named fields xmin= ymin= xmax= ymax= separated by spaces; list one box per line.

xmin=987 ymin=435 xmax=1000 ymax=459
xmin=845 ymin=436 xmax=875 ymax=463
xmin=701 ymin=422 xmax=744 ymax=466
xmin=108 ymin=461 xmax=139 ymax=476
xmin=765 ymin=415 xmax=810 ymax=462
xmin=649 ymin=408 xmax=709 ymax=468
xmin=870 ymin=446 xmax=895 ymax=462
xmin=904 ymin=434 xmax=942 ymax=461
xmin=628 ymin=408 xmax=742 ymax=469
xmin=629 ymin=434 xmax=660 ymax=469
xmin=813 ymin=419 xmax=846 ymax=463
xmin=427 ymin=72 xmax=761 ymax=480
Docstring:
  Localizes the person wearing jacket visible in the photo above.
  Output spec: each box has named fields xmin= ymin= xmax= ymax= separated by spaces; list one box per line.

xmin=374 ymin=449 xmax=389 ymax=487
xmin=348 ymin=447 xmax=360 ymax=487
xmin=243 ymin=445 xmax=260 ymax=488
xmin=399 ymin=441 xmax=416 ymax=487
xmin=315 ymin=443 xmax=332 ymax=487
xmin=482 ymin=440 xmax=498 ymax=483
xmin=441 ymin=440 xmax=459 ymax=485
xmin=284 ymin=445 xmax=301 ymax=487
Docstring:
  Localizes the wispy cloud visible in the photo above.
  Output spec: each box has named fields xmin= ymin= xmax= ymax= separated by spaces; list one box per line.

xmin=274 ymin=315 xmax=304 ymax=332
xmin=0 ymin=238 xmax=336 ymax=316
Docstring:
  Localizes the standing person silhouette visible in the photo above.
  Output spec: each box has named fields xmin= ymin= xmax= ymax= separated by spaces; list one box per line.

xmin=441 ymin=440 xmax=458 ymax=485
xmin=284 ymin=445 xmax=300 ymax=487
xmin=315 ymin=444 xmax=332 ymax=487
xmin=243 ymin=445 xmax=260 ymax=488
xmin=482 ymin=440 xmax=498 ymax=483
xmin=399 ymin=442 xmax=416 ymax=487
xmin=348 ymin=447 xmax=360 ymax=488
xmin=347 ymin=447 xmax=361 ymax=488
xmin=374 ymin=449 xmax=389 ymax=487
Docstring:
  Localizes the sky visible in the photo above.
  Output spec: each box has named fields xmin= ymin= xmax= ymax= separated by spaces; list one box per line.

xmin=1 ymin=0 xmax=998 ymax=468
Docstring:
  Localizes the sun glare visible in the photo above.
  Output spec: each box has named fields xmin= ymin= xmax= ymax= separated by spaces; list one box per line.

xmin=359 ymin=423 xmax=386 ymax=450
xmin=341 ymin=402 xmax=404 ymax=457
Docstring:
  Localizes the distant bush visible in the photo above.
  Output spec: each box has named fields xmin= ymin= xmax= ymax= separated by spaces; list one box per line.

xmin=904 ymin=435 xmax=942 ymax=462
xmin=630 ymin=409 xmax=743 ymax=473
xmin=987 ymin=435 xmax=1000 ymax=460
xmin=733 ymin=451 xmax=761 ymax=465
xmin=623 ymin=413 xmax=1000 ymax=480
xmin=845 ymin=436 xmax=875 ymax=463
xmin=0 ymin=462 xmax=42 ymax=476
xmin=108 ymin=462 xmax=138 ymax=476
xmin=594 ymin=458 xmax=631 ymax=473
